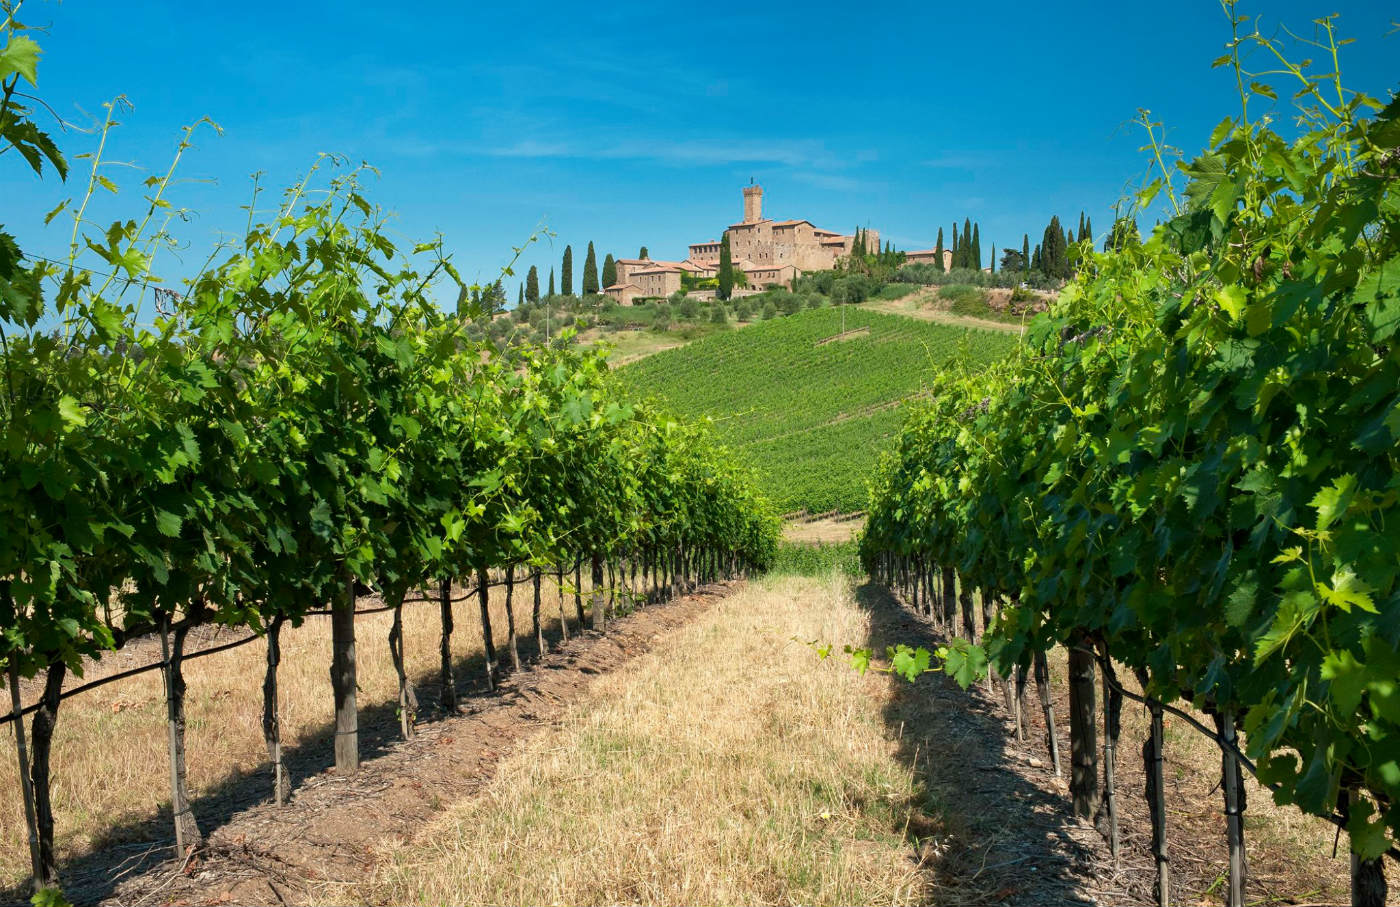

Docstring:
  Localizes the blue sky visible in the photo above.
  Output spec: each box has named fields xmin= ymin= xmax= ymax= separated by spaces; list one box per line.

xmin=3 ymin=1 xmax=1396 ymax=303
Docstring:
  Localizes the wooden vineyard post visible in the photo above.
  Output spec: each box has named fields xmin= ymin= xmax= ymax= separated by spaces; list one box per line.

xmin=1338 ymin=774 xmax=1388 ymax=907
xmin=574 ymin=559 xmax=585 ymax=625
xmin=1014 ymin=663 xmax=1029 ymax=742
xmin=503 ymin=566 xmax=521 ymax=673
xmin=330 ymin=570 xmax=359 ymax=773
xmin=161 ymin=614 xmax=202 ymax=853
xmin=1066 ymin=634 xmax=1100 ymax=819
xmin=1033 ymin=650 xmax=1062 ymax=777
xmin=262 ymin=615 xmax=290 ymax=805
xmin=532 ymin=569 xmax=545 ymax=658
xmin=941 ymin=568 xmax=957 ymax=632
xmin=1136 ymin=666 xmax=1170 ymax=907
xmin=958 ymin=578 xmax=976 ymax=644
xmin=439 ymin=578 xmax=458 ymax=711
xmin=30 ymin=662 xmax=66 ymax=890
xmin=477 ymin=568 xmax=497 ymax=691
xmin=1214 ymin=709 xmax=1247 ymax=907
xmin=8 ymin=660 xmax=42 ymax=889
xmin=387 ymin=585 xmax=417 ymax=739
xmin=1099 ymin=652 xmax=1123 ymax=859
xmin=606 ymin=560 xmax=616 ymax=619
xmin=591 ymin=554 xmax=606 ymax=631
xmin=555 ymin=566 xmax=570 ymax=642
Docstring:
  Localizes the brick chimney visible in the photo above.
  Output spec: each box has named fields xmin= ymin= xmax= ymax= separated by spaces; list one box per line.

xmin=742 ymin=184 xmax=763 ymax=223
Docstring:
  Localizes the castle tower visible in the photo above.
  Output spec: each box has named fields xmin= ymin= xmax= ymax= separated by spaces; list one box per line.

xmin=742 ymin=184 xmax=763 ymax=223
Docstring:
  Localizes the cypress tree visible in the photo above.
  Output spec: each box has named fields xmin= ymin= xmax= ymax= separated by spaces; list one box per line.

xmin=951 ymin=224 xmax=960 ymax=268
xmin=518 ymin=284 xmax=524 ymax=306
xmin=1022 ymin=234 xmax=1031 ymax=274
xmin=1078 ymin=212 xmax=1086 ymax=246
xmin=639 ymin=245 xmax=649 ymax=260
xmin=718 ymin=232 xmax=734 ymax=301
xmin=971 ymin=223 xmax=982 ymax=271
xmin=1032 ymin=243 xmax=1042 ymax=272
xmin=582 ymin=242 xmax=599 ymax=294
xmin=1083 ymin=216 xmax=1093 ymax=247
xmin=601 ymin=253 xmax=617 ymax=289
xmin=526 ymin=265 xmax=539 ymax=303
xmin=1041 ymin=217 xmax=1065 ymax=279
xmin=962 ymin=218 xmax=973 ymax=269
xmin=934 ymin=227 xmax=945 ymax=272
xmin=989 ymin=244 xmax=996 ymax=273
xmin=562 ymin=245 xmax=573 ymax=296
xmin=548 ymin=268 xmax=555 ymax=297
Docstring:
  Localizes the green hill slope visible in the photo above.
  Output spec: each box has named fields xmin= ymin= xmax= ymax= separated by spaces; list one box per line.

xmin=618 ymin=307 xmax=1018 ymax=514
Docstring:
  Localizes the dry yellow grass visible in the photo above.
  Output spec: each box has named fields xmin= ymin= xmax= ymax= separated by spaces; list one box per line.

xmin=342 ymin=572 xmax=933 ymax=906
xmin=0 ymin=574 xmax=587 ymax=890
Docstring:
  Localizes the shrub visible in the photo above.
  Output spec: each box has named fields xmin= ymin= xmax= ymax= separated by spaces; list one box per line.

xmin=678 ymin=297 xmax=700 ymax=320
xmin=735 ymin=300 xmax=753 ymax=322
xmin=762 ymin=301 xmax=778 ymax=320
xmin=709 ymin=304 xmax=727 ymax=324
xmin=831 ymin=274 xmax=871 ymax=305
xmin=876 ymin=282 xmax=917 ymax=300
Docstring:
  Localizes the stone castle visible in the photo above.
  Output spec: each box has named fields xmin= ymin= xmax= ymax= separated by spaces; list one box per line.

xmin=604 ymin=184 xmax=879 ymax=305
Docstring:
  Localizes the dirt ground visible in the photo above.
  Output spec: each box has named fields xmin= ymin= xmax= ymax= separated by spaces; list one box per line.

xmin=874 ymin=585 xmax=1400 ymax=905
xmin=9 ymin=574 xmax=1382 ymax=906
xmin=5 ymin=584 xmax=734 ymax=907
xmin=861 ymin=291 xmax=1028 ymax=334
xmin=783 ymin=514 xmax=863 ymax=544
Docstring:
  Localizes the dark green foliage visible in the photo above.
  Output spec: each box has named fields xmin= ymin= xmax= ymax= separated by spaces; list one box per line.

xmin=583 ymin=242 xmax=599 ymax=294
xmin=525 ymin=265 xmax=540 ymax=303
xmin=562 ymin=245 xmax=573 ymax=296
xmin=639 ymin=246 xmax=648 ymax=260
xmin=601 ymin=253 xmax=616 ymax=289
xmin=1041 ymin=215 xmax=1067 ymax=280
xmin=1022 ymin=234 xmax=1031 ymax=273
xmin=1104 ymin=217 xmax=1141 ymax=252
xmin=934 ymin=227 xmax=945 ymax=272
xmin=971 ymin=223 xmax=981 ymax=271
xmin=718 ymin=232 xmax=734 ymax=301
xmin=769 ymin=540 xmax=861 ymax=576
xmin=547 ymin=268 xmax=555 ymax=297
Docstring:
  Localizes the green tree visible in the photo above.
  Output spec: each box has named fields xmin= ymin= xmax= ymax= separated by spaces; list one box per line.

xmin=548 ymin=268 xmax=555 ymax=297
xmin=526 ymin=265 xmax=540 ymax=303
xmin=639 ymin=246 xmax=649 ymax=259
xmin=518 ymin=284 xmax=524 ymax=306
xmin=1031 ymin=243 xmax=1042 ymax=272
xmin=1082 ymin=216 xmax=1093 ymax=247
xmin=583 ymin=242 xmax=599 ymax=294
xmin=601 ymin=253 xmax=617 ymax=289
xmin=561 ymin=245 xmax=573 ymax=295
xmin=971 ymin=223 xmax=981 ymax=271
xmin=962 ymin=218 xmax=972 ymax=268
xmin=1104 ymin=217 xmax=1141 ymax=252
xmin=934 ymin=227 xmax=945 ymax=272
xmin=950 ymin=223 xmax=959 ymax=268
xmin=718 ymin=232 xmax=734 ymax=301
xmin=988 ymin=243 xmax=995 ymax=273
xmin=484 ymin=279 xmax=506 ymax=315
xmin=1021 ymin=234 xmax=1031 ymax=273
xmin=1000 ymin=247 xmax=1025 ymax=273
xmin=1041 ymin=215 xmax=1066 ymax=280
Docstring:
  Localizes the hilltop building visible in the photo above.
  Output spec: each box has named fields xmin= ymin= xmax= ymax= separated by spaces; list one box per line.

xmin=604 ymin=185 xmax=876 ymax=305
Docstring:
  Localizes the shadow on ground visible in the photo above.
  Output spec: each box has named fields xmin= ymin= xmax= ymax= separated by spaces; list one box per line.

xmin=852 ymin=580 xmax=1104 ymax=906
xmin=0 ymin=606 xmax=574 ymax=907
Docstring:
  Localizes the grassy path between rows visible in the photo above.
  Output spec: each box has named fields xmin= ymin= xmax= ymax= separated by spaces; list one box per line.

xmin=337 ymin=573 xmax=1101 ymax=906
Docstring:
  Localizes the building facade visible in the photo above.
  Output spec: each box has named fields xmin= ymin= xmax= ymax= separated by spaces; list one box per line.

xmin=605 ymin=184 xmax=878 ymax=304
